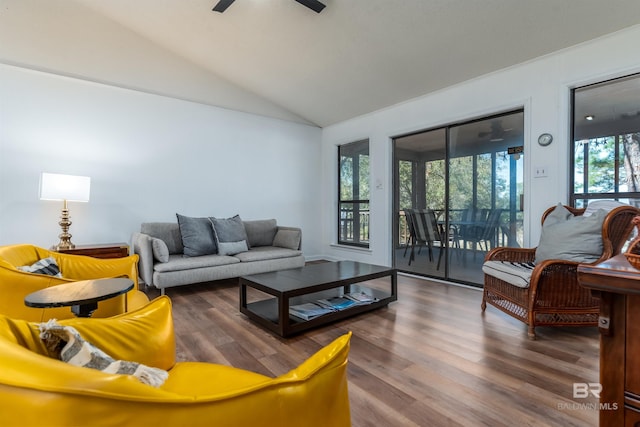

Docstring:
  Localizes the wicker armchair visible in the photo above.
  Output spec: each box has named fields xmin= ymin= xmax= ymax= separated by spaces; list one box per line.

xmin=481 ymin=204 xmax=639 ymax=339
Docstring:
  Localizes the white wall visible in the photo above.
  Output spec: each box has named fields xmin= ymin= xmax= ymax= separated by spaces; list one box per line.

xmin=320 ymin=24 xmax=640 ymax=267
xmin=0 ymin=64 xmax=323 ymax=256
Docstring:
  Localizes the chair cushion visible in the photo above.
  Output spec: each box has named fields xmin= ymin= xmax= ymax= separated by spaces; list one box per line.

xmin=482 ymin=261 xmax=535 ymax=288
xmin=535 ymin=203 xmax=607 ymax=263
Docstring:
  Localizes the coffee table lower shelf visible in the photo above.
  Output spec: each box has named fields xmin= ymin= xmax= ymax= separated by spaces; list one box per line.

xmin=239 ymin=262 xmax=397 ymax=337
xmin=246 ymin=286 xmax=393 ymax=336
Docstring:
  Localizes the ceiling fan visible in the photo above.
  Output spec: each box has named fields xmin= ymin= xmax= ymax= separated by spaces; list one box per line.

xmin=478 ymin=120 xmax=514 ymax=141
xmin=213 ymin=0 xmax=326 ymax=13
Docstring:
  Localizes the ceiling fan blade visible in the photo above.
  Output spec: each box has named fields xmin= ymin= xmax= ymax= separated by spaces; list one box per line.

xmin=212 ymin=0 xmax=235 ymax=13
xmin=295 ymin=0 xmax=326 ymax=13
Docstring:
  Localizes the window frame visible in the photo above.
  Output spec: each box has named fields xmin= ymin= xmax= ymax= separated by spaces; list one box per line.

xmin=570 ymin=73 xmax=640 ymax=208
xmin=337 ymin=139 xmax=370 ymax=248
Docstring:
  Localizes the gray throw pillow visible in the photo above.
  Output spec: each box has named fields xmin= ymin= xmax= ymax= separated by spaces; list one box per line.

xmin=176 ymin=214 xmax=217 ymax=257
xmin=273 ymin=229 xmax=301 ymax=250
xmin=535 ymin=204 xmax=607 ymax=264
xmin=209 ymin=215 xmax=249 ymax=256
xmin=243 ymin=219 xmax=278 ymax=247
xmin=151 ymin=238 xmax=170 ymax=263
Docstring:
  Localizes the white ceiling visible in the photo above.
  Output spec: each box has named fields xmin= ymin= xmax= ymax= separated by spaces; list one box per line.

xmin=3 ymin=0 xmax=640 ymax=127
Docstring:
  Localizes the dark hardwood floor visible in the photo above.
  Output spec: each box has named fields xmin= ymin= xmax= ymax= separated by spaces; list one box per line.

xmin=144 ymin=272 xmax=599 ymax=427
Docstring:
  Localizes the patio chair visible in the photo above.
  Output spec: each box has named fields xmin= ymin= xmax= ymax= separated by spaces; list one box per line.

xmin=455 ymin=207 xmax=488 ymax=250
xmin=406 ymin=209 xmax=444 ymax=269
xmin=466 ymin=208 xmax=504 ymax=252
xmin=481 ymin=203 xmax=639 ymax=339
xmin=403 ymin=210 xmax=418 ymax=258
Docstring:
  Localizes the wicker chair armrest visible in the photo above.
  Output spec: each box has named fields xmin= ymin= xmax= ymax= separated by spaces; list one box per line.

xmin=529 ymin=259 xmax=596 ymax=307
xmin=484 ymin=247 xmax=536 ymax=262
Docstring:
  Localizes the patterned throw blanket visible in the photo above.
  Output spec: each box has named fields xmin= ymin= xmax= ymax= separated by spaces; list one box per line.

xmin=39 ymin=320 xmax=168 ymax=387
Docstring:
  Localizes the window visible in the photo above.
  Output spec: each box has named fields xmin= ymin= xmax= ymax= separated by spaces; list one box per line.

xmin=338 ymin=139 xmax=370 ymax=247
xmin=571 ymin=74 xmax=640 ymax=208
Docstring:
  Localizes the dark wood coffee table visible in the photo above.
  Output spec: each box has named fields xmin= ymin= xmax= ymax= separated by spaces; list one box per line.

xmin=24 ymin=278 xmax=134 ymax=317
xmin=239 ymin=261 xmax=397 ymax=337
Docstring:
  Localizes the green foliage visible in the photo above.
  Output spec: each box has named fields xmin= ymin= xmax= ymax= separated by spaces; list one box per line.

xmin=340 ymin=153 xmax=370 ymax=200
xmin=574 ymin=133 xmax=640 ymax=194
xmin=399 ymin=160 xmax=413 ymax=209
xmin=425 ymin=160 xmax=445 ymax=210
xmin=399 ymin=151 xmax=516 ymax=212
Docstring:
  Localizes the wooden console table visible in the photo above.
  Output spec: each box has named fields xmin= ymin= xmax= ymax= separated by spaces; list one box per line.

xmin=577 ymin=254 xmax=640 ymax=427
xmin=56 ymin=243 xmax=129 ymax=259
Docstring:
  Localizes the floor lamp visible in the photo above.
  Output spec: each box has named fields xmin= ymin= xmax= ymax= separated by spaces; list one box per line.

xmin=39 ymin=172 xmax=91 ymax=250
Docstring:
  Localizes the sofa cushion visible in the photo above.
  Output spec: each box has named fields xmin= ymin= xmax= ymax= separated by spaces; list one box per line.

xmin=273 ymin=229 xmax=301 ymax=250
xmin=535 ymin=203 xmax=607 ymax=263
xmin=234 ymin=246 xmax=303 ymax=263
xmin=17 ymin=257 xmax=62 ymax=278
xmin=141 ymin=223 xmax=184 ymax=255
xmin=210 ymin=215 xmax=249 ymax=255
xmin=151 ymin=238 xmax=170 ymax=263
xmin=176 ymin=214 xmax=217 ymax=257
xmin=243 ymin=219 xmax=278 ymax=247
xmin=153 ymin=254 xmax=240 ymax=273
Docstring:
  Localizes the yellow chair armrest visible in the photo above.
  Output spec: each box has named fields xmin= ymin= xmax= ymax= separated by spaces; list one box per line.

xmin=58 ymin=296 xmax=176 ymax=370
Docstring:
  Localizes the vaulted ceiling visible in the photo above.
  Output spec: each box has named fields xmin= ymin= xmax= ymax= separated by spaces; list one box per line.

xmin=2 ymin=0 xmax=640 ymax=127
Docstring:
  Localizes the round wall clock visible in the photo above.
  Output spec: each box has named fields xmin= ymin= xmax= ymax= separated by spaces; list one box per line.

xmin=538 ymin=133 xmax=553 ymax=146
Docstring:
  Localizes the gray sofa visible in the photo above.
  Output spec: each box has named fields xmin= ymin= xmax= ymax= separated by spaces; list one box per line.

xmin=132 ymin=219 xmax=305 ymax=294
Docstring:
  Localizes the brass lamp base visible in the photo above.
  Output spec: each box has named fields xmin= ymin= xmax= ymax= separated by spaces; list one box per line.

xmin=55 ymin=201 xmax=75 ymax=251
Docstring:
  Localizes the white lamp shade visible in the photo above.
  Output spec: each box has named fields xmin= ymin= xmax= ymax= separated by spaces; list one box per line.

xmin=39 ymin=173 xmax=91 ymax=202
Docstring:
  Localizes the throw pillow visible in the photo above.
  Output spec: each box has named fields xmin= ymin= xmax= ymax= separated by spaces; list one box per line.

xmin=151 ymin=238 xmax=170 ymax=263
xmin=535 ymin=203 xmax=607 ymax=263
xmin=583 ymin=200 xmax=626 ymax=217
xmin=273 ymin=229 xmax=301 ymax=250
xmin=176 ymin=214 xmax=217 ymax=257
xmin=209 ymin=215 xmax=249 ymax=256
xmin=243 ymin=219 xmax=278 ymax=247
xmin=39 ymin=320 xmax=168 ymax=387
xmin=17 ymin=257 xmax=62 ymax=278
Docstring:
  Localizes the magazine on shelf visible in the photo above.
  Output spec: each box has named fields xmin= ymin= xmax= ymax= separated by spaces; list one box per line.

xmin=289 ymin=302 xmax=333 ymax=321
xmin=345 ymin=291 xmax=378 ymax=305
xmin=316 ymin=296 xmax=357 ymax=311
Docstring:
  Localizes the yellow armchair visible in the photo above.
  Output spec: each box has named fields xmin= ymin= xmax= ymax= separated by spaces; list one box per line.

xmin=0 ymin=296 xmax=352 ymax=427
xmin=0 ymin=244 xmax=149 ymax=321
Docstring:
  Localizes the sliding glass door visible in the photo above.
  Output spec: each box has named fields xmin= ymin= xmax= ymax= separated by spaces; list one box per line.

xmin=394 ymin=129 xmax=447 ymax=279
xmin=393 ymin=110 xmax=524 ymax=286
